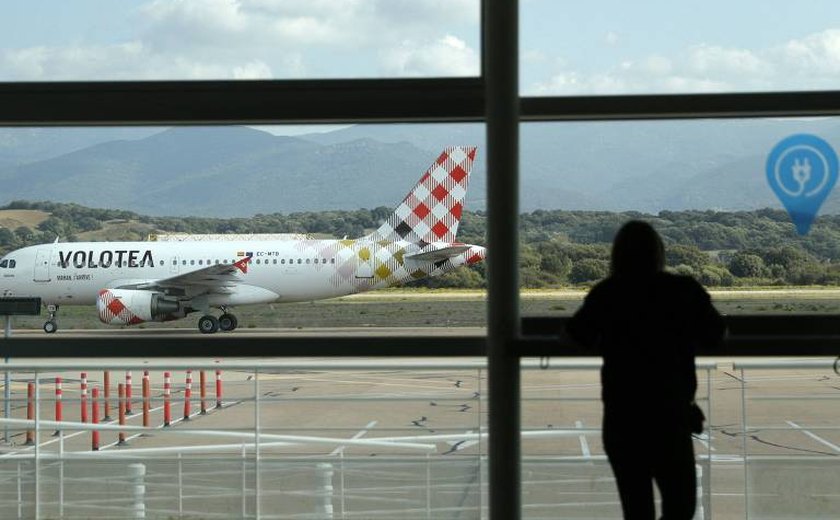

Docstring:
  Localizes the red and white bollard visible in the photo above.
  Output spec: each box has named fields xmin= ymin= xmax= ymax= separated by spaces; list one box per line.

xmin=215 ymin=369 xmax=223 ymax=409
xmin=183 ymin=370 xmax=192 ymax=420
xmin=80 ymin=372 xmax=88 ymax=424
xmin=125 ymin=371 xmax=133 ymax=415
xmin=25 ymin=382 xmax=34 ymax=446
xmin=117 ymin=383 xmax=127 ymax=446
xmin=163 ymin=372 xmax=171 ymax=427
xmin=200 ymin=370 xmax=207 ymax=415
xmin=103 ymin=371 xmax=112 ymax=421
xmin=53 ymin=377 xmax=63 ymax=436
xmin=91 ymin=387 xmax=100 ymax=451
xmin=142 ymin=370 xmax=150 ymax=428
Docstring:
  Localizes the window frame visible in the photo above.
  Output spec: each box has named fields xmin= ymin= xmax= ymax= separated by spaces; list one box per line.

xmin=2 ymin=4 xmax=840 ymax=520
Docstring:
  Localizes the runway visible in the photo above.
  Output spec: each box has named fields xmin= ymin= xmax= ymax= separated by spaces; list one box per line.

xmin=3 ymin=326 xmax=486 ymax=338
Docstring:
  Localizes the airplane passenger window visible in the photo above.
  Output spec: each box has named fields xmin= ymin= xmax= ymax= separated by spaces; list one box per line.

xmin=198 ymin=260 xmax=203 ymax=265
xmin=281 ymin=259 xmax=285 ymax=264
xmin=190 ymin=260 xmax=195 ymax=265
xmin=297 ymin=259 xmax=302 ymax=264
xmin=159 ymin=261 xmax=163 ymax=266
xmin=273 ymin=259 xmax=277 ymax=265
xmin=306 ymin=259 xmax=311 ymax=264
xmin=182 ymin=260 xmax=187 ymax=266
xmin=172 ymin=260 xmax=176 ymax=265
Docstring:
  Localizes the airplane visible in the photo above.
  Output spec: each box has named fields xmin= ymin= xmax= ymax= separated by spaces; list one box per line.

xmin=0 ymin=146 xmax=485 ymax=334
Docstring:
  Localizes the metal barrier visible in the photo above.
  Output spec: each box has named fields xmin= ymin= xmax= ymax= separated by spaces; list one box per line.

xmin=0 ymin=359 xmax=835 ymax=519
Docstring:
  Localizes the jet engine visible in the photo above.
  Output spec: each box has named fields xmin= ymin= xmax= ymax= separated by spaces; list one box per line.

xmin=97 ymin=289 xmax=185 ymax=325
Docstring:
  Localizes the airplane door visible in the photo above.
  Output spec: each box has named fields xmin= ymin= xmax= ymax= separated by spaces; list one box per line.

xmin=355 ymin=246 xmax=374 ymax=279
xmin=34 ymin=247 xmax=52 ymax=282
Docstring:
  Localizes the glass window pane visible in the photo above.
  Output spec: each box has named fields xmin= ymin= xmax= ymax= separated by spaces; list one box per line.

xmin=0 ymin=1 xmax=480 ymax=81
xmin=0 ymin=123 xmax=487 ymax=331
xmin=522 ymin=0 xmax=840 ymax=95
xmin=520 ymin=119 xmax=840 ymax=319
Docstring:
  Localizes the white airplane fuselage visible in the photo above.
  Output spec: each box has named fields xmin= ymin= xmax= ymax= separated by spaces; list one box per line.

xmin=1 ymin=238 xmax=483 ymax=306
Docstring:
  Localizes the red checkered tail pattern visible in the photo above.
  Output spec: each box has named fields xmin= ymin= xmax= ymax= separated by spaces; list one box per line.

xmin=368 ymin=146 xmax=477 ymax=245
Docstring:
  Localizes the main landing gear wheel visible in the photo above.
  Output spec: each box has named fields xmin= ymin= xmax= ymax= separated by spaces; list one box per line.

xmin=218 ymin=313 xmax=238 ymax=332
xmin=198 ymin=315 xmax=220 ymax=334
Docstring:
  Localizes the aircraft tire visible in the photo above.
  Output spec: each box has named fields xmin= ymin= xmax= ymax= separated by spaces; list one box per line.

xmin=43 ymin=320 xmax=58 ymax=334
xmin=198 ymin=315 xmax=220 ymax=334
xmin=219 ymin=313 xmax=238 ymax=332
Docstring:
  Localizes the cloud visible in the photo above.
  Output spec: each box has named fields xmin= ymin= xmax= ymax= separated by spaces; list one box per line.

xmin=0 ymin=0 xmax=479 ymax=80
xmin=529 ymin=28 xmax=840 ymax=95
xmin=382 ymin=35 xmax=479 ymax=77
xmin=776 ymin=29 xmax=840 ymax=76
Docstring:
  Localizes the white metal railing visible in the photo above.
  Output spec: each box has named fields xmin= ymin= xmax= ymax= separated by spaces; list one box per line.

xmin=0 ymin=358 xmax=836 ymax=519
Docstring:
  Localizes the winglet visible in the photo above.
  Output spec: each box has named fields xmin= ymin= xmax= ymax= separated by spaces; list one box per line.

xmin=233 ymin=257 xmax=251 ymax=274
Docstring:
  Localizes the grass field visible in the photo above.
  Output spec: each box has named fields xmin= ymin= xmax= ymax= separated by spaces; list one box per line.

xmin=6 ymin=288 xmax=840 ymax=331
xmin=0 ymin=209 xmax=50 ymax=230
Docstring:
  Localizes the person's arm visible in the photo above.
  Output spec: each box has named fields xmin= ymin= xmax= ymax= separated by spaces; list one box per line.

xmin=694 ymin=283 xmax=727 ymax=349
xmin=563 ymin=287 xmax=603 ymax=353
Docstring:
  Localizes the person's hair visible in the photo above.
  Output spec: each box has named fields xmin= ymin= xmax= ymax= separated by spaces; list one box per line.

xmin=610 ymin=220 xmax=665 ymax=277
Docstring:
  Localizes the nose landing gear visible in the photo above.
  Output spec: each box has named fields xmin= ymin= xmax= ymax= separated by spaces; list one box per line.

xmin=43 ymin=304 xmax=59 ymax=334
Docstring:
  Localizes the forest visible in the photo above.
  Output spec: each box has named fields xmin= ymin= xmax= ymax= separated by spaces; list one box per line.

xmin=3 ymin=200 xmax=840 ymax=289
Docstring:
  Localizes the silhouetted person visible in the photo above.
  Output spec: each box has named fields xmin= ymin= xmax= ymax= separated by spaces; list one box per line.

xmin=565 ymin=221 xmax=725 ymax=520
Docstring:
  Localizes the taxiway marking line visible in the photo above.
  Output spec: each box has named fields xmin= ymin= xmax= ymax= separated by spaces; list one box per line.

xmin=693 ymin=432 xmax=716 ymax=452
xmin=786 ymin=420 xmax=840 ymax=453
xmin=330 ymin=420 xmax=378 ymax=456
xmin=575 ymin=420 xmax=591 ymax=459
xmin=0 ymin=403 xmax=166 ymax=458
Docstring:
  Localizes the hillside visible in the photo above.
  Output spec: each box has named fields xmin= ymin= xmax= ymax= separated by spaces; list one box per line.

xmin=3 ymin=122 xmax=840 ymax=216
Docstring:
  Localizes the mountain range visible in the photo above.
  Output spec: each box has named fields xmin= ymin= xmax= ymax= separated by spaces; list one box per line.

xmin=1 ymin=119 xmax=840 ymax=217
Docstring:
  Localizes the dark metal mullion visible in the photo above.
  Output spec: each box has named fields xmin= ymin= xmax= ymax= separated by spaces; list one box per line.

xmin=521 ymin=91 xmax=840 ymax=121
xmin=5 ymin=82 xmax=840 ymax=125
xmin=0 ymin=78 xmax=485 ymax=125
xmin=0 ymin=335 xmax=484 ymax=358
xmin=485 ymin=0 xmax=521 ymax=518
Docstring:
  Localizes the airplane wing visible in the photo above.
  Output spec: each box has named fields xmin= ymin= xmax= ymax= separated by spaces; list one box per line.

xmin=405 ymin=245 xmax=472 ymax=263
xmin=114 ymin=257 xmax=251 ymax=293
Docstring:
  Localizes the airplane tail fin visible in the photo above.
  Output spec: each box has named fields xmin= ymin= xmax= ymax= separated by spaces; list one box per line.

xmin=368 ymin=146 xmax=477 ymax=245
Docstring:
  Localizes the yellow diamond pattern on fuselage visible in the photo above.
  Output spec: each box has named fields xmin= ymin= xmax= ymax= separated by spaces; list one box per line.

xmin=375 ymin=264 xmax=392 ymax=279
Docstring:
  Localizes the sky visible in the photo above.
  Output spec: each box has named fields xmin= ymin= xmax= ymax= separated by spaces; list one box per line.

xmin=2 ymin=1 xmax=840 ymax=95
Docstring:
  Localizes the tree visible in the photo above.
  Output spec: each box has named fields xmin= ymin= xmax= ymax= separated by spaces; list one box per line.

xmin=14 ymin=226 xmax=35 ymax=244
xmin=0 ymin=228 xmax=16 ymax=248
xmin=569 ymin=258 xmax=609 ymax=284
xmin=666 ymin=244 xmax=710 ymax=270
xmin=729 ymin=252 xmax=768 ymax=278
xmin=698 ymin=265 xmax=734 ymax=286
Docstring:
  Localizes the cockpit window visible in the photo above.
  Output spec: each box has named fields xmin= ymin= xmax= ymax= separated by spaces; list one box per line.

xmin=0 ymin=260 xmax=6 ymax=268
xmin=8 ymin=260 xmax=14 ymax=269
